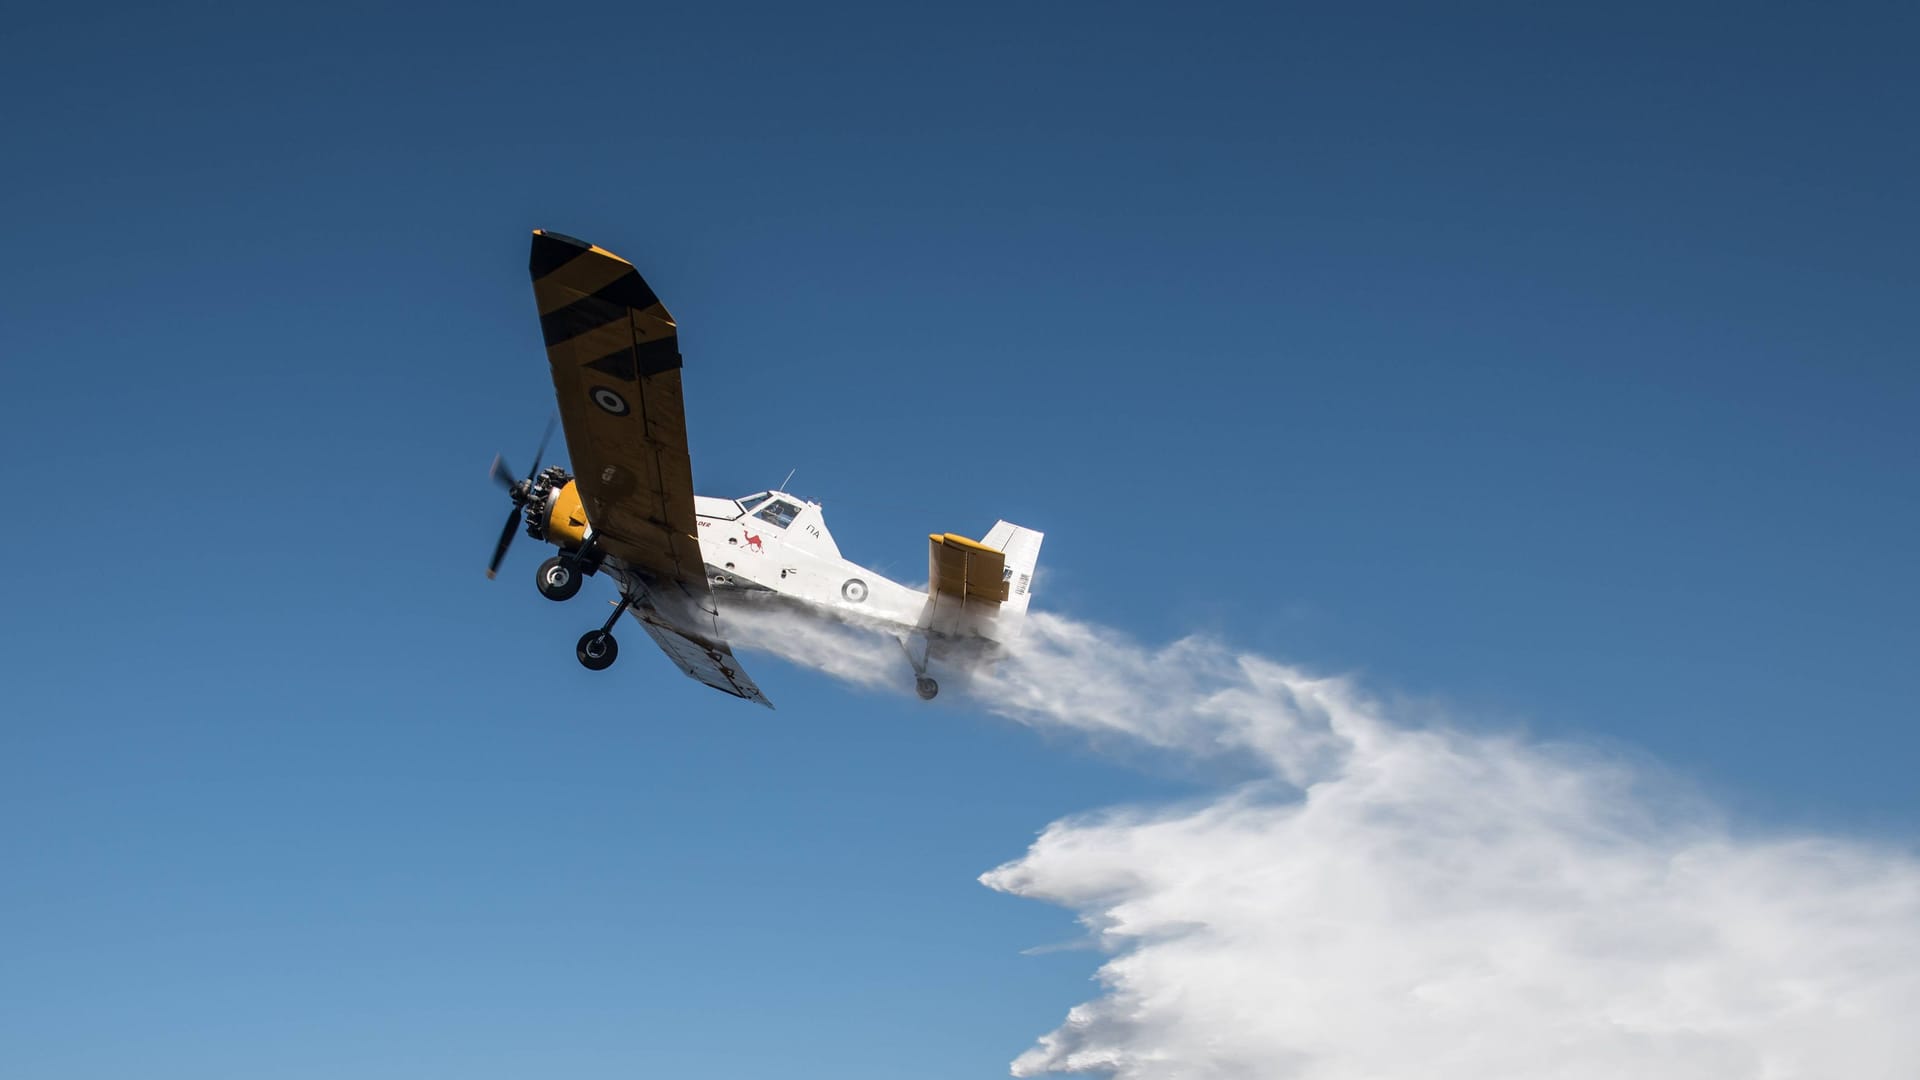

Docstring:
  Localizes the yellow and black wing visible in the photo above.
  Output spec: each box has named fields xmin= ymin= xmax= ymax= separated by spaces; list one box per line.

xmin=527 ymin=230 xmax=701 ymax=583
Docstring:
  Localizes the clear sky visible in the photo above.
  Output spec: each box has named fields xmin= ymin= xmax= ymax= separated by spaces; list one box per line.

xmin=2 ymin=4 xmax=1916 ymax=1078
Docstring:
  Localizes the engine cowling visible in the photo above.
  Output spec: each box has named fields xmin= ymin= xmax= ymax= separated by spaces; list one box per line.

xmin=523 ymin=466 xmax=590 ymax=549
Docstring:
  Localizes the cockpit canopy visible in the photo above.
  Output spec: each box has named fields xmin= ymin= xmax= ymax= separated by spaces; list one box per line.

xmin=737 ymin=492 xmax=803 ymax=530
xmin=729 ymin=490 xmax=841 ymax=558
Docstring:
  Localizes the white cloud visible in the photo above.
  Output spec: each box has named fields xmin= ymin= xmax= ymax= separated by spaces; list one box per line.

xmin=727 ymin=605 xmax=1920 ymax=1078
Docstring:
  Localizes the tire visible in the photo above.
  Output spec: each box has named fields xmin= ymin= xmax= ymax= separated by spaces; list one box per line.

xmin=576 ymin=630 xmax=618 ymax=671
xmin=915 ymin=676 xmax=939 ymax=701
xmin=538 ymin=556 xmax=583 ymax=601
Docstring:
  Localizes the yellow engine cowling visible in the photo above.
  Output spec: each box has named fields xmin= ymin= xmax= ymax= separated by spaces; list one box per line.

xmin=544 ymin=481 xmax=590 ymax=548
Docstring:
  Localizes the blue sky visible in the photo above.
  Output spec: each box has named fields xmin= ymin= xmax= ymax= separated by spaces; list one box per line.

xmin=2 ymin=4 xmax=1916 ymax=1078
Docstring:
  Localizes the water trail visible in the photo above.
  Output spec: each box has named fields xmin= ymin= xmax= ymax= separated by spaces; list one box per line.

xmin=724 ymin=605 xmax=1920 ymax=1079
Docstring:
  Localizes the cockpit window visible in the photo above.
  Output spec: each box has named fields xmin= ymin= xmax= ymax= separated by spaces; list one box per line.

xmin=754 ymin=499 xmax=802 ymax=529
xmin=738 ymin=493 xmax=772 ymax=512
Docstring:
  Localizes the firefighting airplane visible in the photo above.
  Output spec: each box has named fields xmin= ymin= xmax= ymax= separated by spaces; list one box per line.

xmin=485 ymin=230 xmax=1043 ymax=708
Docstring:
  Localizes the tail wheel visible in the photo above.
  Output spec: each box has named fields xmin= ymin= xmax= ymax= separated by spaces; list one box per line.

xmin=576 ymin=630 xmax=618 ymax=670
xmin=915 ymin=676 xmax=939 ymax=701
xmin=538 ymin=556 xmax=583 ymax=601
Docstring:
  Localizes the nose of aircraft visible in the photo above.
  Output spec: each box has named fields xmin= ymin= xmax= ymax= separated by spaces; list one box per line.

xmin=484 ymin=414 xmax=556 ymax=578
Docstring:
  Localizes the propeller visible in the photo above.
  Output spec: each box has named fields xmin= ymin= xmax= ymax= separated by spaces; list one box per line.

xmin=485 ymin=415 xmax=558 ymax=579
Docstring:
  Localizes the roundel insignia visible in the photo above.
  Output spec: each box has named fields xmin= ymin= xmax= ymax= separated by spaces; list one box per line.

xmin=841 ymin=578 xmax=869 ymax=603
xmin=590 ymin=387 xmax=630 ymax=416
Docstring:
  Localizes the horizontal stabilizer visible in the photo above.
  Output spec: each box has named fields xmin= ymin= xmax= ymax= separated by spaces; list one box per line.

xmin=929 ymin=532 xmax=1010 ymax=606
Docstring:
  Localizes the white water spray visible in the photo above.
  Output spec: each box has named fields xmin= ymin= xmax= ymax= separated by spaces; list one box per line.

xmin=723 ymin=607 xmax=1920 ymax=1079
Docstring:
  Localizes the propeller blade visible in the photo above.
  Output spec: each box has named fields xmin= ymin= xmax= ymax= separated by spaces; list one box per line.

xmin=485 ymin=414 xmax=559 ymax=579
xmin=485 ymin=503 xmax=522 ymax=579
xmin=525 ymin=414 xmax=558 ymax=481
xmin=489 ymin=453 xmax=517 ymax=492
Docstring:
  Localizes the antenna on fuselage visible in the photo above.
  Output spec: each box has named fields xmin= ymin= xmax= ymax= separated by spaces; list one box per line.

xmin=779 ymin=467 xmax=796 ymax=494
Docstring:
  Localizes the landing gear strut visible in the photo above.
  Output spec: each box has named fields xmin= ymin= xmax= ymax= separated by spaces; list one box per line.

xmin=899 ymin=633 xmax=938 ymax=701
xmin=537 ymin=555 xmax=583 ymax=601
xmin=576 ymin=591 xmax=638 ymax=672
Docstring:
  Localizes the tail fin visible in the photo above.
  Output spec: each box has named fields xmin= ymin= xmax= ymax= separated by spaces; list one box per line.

xmin=980 ymin=520 xmax=1043 ymax=620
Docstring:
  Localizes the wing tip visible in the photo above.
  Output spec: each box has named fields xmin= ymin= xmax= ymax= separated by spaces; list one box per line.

xmin=530 ymin=228 xmax=632 ymax=277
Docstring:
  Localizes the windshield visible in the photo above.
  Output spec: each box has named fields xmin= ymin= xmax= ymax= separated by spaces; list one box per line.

xmin=738 ymin=493 xmax=772 ymax=512
xmin=754 ymin=499 xmax=802 ymax=530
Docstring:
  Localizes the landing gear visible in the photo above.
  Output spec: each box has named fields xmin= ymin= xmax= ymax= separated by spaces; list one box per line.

xmin=537 ymin=556 xmax=583 ymax=602
xmin=898 ymin=633 xmax=939 ymax=702
xmin=576 ymin=630 xmax=618 ymax=670
xmin=575 ymin=590 xmax=639 ymax=672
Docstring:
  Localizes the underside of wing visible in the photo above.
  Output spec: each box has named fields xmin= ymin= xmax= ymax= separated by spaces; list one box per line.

xmin=628 ymin=603 xmax=772 ymax=707
xmin=529 ymin=230 xmax=702 ymax=586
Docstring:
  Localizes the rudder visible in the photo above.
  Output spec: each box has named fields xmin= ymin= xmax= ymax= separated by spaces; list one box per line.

xmin=980 ymin=520 xmax=1043 ymax=620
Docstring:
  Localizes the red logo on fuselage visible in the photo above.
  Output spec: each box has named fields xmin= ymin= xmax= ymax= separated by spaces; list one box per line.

xmin=744 ymin=532 xmax=763 ymax=552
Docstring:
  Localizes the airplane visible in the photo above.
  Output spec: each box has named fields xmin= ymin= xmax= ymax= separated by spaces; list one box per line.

xmin=485 ymin=230 xmax=1043 ymax=708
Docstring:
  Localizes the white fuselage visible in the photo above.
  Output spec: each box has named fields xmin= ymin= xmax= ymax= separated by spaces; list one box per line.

xmin=690 ymin=491 xmax=926 ymax=631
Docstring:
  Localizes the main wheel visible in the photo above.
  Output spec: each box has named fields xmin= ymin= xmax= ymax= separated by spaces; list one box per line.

xmin=576 ymin=630 xmax=618 ymax=670
xmin=537 ymin=556 xmax=583 ymax=601
xmin=915 ymin=676 xmax=939 ymax=701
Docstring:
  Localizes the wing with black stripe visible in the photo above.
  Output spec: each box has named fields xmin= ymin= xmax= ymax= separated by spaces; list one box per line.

xmin=527 ymin=229 xmax=702 ymax=585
